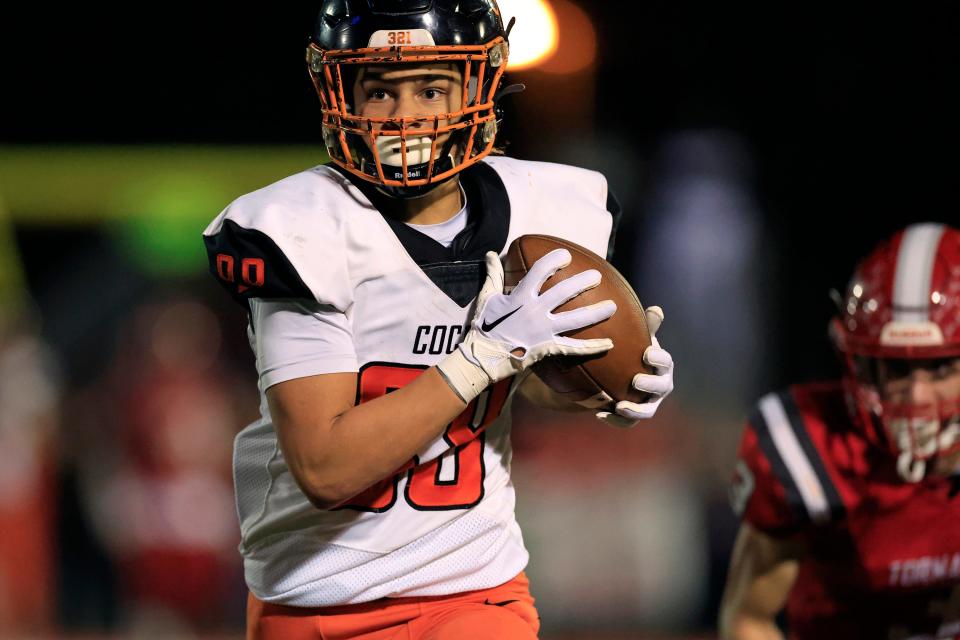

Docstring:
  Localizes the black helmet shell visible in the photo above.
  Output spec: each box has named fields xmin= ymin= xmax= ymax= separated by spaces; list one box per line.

xmin=312 ymin=0 xmax=505 ymax=51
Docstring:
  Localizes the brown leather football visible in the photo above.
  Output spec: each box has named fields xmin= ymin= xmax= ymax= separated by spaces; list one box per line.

xmin=503 ymin=234 xmax=653 ymax=411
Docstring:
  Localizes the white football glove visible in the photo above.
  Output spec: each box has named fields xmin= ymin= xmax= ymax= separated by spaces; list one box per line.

xmin=595 ymin=305 xmax=674 ymax=427
xmin=437 ymin=249 xmax=616 ymax=403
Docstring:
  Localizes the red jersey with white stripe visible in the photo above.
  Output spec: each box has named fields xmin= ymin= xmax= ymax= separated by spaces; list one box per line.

xmin=732 ymin=382 xmax=960 ymax=639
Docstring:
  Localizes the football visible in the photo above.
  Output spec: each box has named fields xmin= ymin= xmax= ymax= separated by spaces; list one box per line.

xmin=503 ymin=234 xmax=653 ymax=410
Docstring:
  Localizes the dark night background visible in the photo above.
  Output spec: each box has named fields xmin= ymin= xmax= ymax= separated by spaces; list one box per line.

xmin=1 ymin=2 xmax=958 ymax=635
xmin=7 ymin=3 xmax=957 ymax=384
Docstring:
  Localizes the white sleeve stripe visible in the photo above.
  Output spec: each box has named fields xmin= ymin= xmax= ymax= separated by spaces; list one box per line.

xmin=894 ymin=223 xmax=945 ymax=323
xmin=758 ymin=393 xmax=830 ymax=523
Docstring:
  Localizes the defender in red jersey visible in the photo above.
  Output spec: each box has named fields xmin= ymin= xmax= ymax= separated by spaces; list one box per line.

xmin=720 ymin=223 xmax=960 ymax=640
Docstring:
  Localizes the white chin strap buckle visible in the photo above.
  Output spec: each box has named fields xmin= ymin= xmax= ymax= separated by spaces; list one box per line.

xmin=897 ymin=451 xmax=927 ymax=483
xmin=890 ymin=416 xmax=942 ymax=482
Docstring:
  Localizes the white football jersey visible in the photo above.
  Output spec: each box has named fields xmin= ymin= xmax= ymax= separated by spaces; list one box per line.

xmin=203 ymin=156 xmax=616 ymax=607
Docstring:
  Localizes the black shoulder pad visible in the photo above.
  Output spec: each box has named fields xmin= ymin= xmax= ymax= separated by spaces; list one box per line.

xmin=605 ymin=187 xmax=623 ymax=262
xmin=203 ymin=219 xmax=313 ymax=308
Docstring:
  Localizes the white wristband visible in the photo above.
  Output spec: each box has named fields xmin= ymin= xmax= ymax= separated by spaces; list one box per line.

xmin=436 ymin=348 xmax=491 ymax=404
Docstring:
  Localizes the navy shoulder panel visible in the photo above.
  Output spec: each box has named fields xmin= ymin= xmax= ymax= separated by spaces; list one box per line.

xmin=203 ymin=219 xmax=313 ymax=309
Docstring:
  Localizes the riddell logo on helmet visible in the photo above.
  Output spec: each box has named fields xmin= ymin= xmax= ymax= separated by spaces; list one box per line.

xmin=880 ymin=322 xmax=945 ymax=346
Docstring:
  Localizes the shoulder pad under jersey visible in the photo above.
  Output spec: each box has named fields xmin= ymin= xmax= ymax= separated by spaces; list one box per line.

xmin=483 ymin=156 xmax=619 ymax=260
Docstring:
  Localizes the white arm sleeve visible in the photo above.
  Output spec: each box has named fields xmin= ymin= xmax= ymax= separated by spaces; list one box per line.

xmin=249 ymin=298 xmax=358 ymax=390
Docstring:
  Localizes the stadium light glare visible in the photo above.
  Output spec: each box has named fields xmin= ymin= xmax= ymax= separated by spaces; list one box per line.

xmin=498 ymin=0 xmax=559 ymax=71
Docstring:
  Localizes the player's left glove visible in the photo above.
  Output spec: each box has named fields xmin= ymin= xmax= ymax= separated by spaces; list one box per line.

xmin=437 ymin=250 xmax=616 ymax=404
xmin=595 ymin=305 xmax=674 ymax=427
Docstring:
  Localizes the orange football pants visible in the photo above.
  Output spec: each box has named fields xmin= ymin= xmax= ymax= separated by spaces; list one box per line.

xmin=247 ymin=571 xmax=540 ymax=640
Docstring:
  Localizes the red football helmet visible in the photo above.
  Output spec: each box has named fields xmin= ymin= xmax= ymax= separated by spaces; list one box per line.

xmin=830 ymin=223 xmax=960 ymax=481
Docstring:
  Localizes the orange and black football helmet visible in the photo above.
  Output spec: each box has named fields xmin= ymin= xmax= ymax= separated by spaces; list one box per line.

xmin=306 ymin=0 xmax=511 ymax=198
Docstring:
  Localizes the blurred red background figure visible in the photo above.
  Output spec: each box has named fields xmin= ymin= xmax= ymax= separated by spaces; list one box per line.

xmin=0 ymin=306 xmax=60 ymax=635
xmin=87 ymin=299 xmax=243 ymax=633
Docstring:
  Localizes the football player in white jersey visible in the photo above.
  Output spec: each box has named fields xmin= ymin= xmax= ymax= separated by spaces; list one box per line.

xmin=203 ymin=1 xmax=675 ymax=638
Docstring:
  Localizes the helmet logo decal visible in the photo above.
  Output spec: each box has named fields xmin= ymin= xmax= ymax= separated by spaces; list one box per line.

xmin=880 ymin=321 xmax=945 ymax=346
xmin=368 ymin=29 xmax=437 ymax=47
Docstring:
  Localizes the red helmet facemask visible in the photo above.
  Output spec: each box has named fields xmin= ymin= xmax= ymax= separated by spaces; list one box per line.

xmin=830 ymin=223 xmax=960 ymax=481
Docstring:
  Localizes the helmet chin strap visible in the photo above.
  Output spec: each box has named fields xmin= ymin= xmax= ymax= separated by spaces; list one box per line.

xmin=363 ymin=154 xmax=457 ymax=199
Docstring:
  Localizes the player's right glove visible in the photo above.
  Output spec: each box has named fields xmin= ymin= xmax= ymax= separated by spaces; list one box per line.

xmin=437 ymin=249 xmax=616 ymax=403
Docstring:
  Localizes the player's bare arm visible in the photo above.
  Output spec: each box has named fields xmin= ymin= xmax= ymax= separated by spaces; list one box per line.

xmin=719 ymin=523 xmax=803 ymax=640
xmin=268 ymin=368 xmax=467 ymax=509
xmin=517 ymin=372 xmax=582 ymax=412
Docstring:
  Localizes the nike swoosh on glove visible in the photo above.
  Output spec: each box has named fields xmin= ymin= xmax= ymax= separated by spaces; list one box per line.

xmin=595 ymin=305 xmax=674 ymax=427
xmin=437 ymin=249 xmax=616 ymax=403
